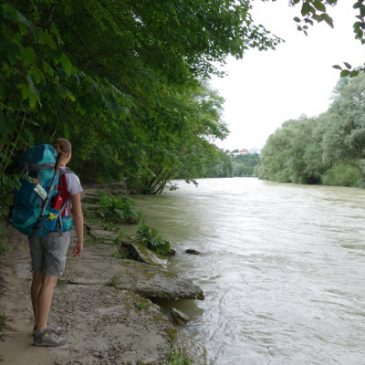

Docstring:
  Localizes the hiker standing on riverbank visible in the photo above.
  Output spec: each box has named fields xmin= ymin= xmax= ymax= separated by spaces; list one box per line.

xmin=29 ymin=138 xmax=84 ymax=346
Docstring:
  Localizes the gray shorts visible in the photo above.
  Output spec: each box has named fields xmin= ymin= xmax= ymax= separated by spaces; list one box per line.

xmin=29 ymin=231 xmax=71 ymax=276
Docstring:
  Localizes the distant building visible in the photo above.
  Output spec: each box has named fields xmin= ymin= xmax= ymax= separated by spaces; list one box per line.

xmin=239 ymin=148 xmax=249 ymax=155
xmin=230 ymin=147 xmax=261 ymax=155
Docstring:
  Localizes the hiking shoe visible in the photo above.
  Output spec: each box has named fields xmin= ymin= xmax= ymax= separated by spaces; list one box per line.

xmin=32 ymin=325 xmax=65 ymax=337
xmin=33 ymin=329 xmax=66 ymax=347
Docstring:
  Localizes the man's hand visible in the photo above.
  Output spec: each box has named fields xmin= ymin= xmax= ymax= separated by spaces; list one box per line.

xmin=72 ymin=240 xmax=83 ymax=256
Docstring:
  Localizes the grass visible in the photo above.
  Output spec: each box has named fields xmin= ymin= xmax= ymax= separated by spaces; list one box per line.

xmin=134 ymin=297 xmax=150 ymax=311
xmin=165 ymin=327 xmax=177 ymax=342
xmin=57 ymin=279 xmax=67 ymax=288
xmin=166 ymin=352 xmax=193 ymax=365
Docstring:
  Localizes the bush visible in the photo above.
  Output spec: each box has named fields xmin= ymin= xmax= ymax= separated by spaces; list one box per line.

xmin=322 ymin=162 xmax=362 ymax=187
xmin=96 ymin=192 xmax=142 ymax=224
xmin=136 ymin=223 xmax=172 ymax=256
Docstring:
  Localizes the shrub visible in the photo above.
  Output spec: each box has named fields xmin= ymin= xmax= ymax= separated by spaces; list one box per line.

xmin=322 ymin=162 xmax=362 ymax=187
xmin=96 ymin=192 xmax=142 ymax=224
xmin=136 ymin=223 xmax=172 ymax=256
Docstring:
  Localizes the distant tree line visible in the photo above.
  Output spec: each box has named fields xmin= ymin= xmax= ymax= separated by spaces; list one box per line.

xmin=258 ymin=74 xmax=365 ymax=187
xmin=193 ymin=149 xmax=260 ymax=178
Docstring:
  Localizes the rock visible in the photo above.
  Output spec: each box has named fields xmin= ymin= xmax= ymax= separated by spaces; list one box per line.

xmin=120 ymin=240 xmax=168 ymax=268
xmin=170 ymin=308 xmax=190 ymax=325
xmin=50 ymin=286 xmax=172 ymax=365
xmin=64 ymin=256 xmax=204 ymax=301
xmin=166 ymin=248 xmax=177 ymax=256
xmin=185 ymin=249 xmax=201 ymax=255
xmin=86 ymin=224 xmax=117 ymax=243
xmin=103 ymin=181 xmax=128 ymax=195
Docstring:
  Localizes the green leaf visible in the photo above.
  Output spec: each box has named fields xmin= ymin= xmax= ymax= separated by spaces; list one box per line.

xmin=58 ymin=86 xmax=76 ymax=102
xmin=317 ymin=13 xmax=334 ymax=28
xmin=340 ymin=69 xmax=351 ymax=77
xmin=17 ymin=81 xmax=39 ymax=108
xmin=301 ymin=2 xmax=313 ymax=16
xmin=343 ymin=62 xmax=352 ymax=69
xmin=4 ymin=42 xmax=19 ymax=64
xmin=21 ymin=47 xmax=37 ymax=66
xmin=313 ymin=1 xmax=326 ymax=12
xmin=293 ymin=17 xmax=301 ymax=23
xmin=38 ymin=31 xmax=57 ymax=50
xmin=42 ymin=61 xmax=55 ymax=77
xmin=59 ymin=54 xmax=73 ymax=76
xmin=29 ymin=66 xmax=45 ymax=84
xmin=332 ymin=65 xmax=342 ymax=70
xmin=2 ymin=3 xmax=36 ymax=36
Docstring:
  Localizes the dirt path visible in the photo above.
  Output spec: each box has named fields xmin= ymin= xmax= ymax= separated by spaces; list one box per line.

xmin=0 ymin=223 xmax=201 ymax=364
xmin=0 ymin=229 xmax=52 ymax=364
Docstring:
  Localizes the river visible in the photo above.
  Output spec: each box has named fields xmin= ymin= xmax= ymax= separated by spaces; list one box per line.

xmin=134 ymin=178 xmax=365 ymax=365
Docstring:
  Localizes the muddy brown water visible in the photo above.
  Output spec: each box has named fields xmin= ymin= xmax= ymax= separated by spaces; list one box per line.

xmin=133 ymin=177 xmax=365 ymax=365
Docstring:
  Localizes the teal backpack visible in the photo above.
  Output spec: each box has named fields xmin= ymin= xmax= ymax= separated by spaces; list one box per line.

xmin=11 ymin=144 xmax=73 ymax=237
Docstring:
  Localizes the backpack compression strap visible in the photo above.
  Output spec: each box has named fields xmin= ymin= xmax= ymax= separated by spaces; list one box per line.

xmin=33 ymin=169 xmax=60 ymax=233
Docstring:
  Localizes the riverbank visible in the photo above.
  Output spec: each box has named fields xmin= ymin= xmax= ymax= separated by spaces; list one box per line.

xmin=0 ymin=186 xmax=204 ymax=365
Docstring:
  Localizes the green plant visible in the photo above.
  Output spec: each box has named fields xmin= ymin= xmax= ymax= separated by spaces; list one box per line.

xmin=165 ymin=327 xmax=177 ymax=341
xmin=134 ymin=298 xmax=149 ymax=311
xmin=96 ymin=193 xmax=142 ymax=224
xmin=57 ymin=279 xmax=67 ymax=288
xmin=108 ymin=274 xmax=120 ymax=288
xmin=136 ymin=223 xmax=172 ymax=256
xmin=166 ymin=352 xmax=193 ymax=365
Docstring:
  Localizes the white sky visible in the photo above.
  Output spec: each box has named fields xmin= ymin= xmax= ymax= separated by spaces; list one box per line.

xmin=210 ymin=0 xmax=365 ymax=151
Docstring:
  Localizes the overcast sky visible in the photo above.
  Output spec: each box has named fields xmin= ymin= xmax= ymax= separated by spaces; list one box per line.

xmin=210 ymin=0 xmax=365 ymax=151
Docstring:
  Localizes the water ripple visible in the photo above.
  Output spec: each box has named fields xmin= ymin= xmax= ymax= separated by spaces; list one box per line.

xmin=136 ymin=178 xmax=365 ymax=365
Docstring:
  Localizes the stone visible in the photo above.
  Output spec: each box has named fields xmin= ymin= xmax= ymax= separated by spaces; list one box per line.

xmin=170 ymin=308 xmax=191 ymax=325
xmin=185 ymin=249 xmax=201 ymax=255
xmin=120 ymin=240 xmax=168 ymax=268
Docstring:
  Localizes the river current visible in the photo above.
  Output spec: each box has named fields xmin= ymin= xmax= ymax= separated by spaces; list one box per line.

xmin=134 ymin=178 xmax=365 ymax=365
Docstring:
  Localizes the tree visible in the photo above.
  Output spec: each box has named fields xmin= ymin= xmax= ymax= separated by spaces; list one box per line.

xmin=259 ymin=73 xmax=365 ymax=187
xmin=0 ymin=0 xmax=281 ymax=198
xmin=231 ymin=153 xmax=260 ymax=177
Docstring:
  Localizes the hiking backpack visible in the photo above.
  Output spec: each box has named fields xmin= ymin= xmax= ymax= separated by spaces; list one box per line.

xmin=10 ymin=144 xmax=73 ymax=237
